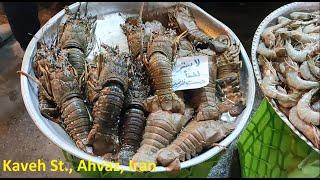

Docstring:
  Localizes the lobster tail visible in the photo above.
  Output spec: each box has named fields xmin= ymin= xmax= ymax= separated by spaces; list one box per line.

xmin=119 ymin=108 xmax=146 ymax=165
xmin=157 ymin=120 xmax=235 ymax=167
xmin=132 ymin=111 xmax=187 ymax=165
xmin=88 ymin=84 xmax=125 ymax=156
xmin=60 ymin=92 xmax=92 ymax=152
xmin=67 ymin=48 xmax=86 ymax=77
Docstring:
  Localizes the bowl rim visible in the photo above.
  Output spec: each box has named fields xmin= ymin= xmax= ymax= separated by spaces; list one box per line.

xmin=251 ymin=2 xmax=320 ymax=153
xmin=20 ymin=2 xmax=256 ymax=172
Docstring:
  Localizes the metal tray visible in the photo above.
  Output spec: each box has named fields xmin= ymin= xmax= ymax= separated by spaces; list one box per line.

xmin=251 ymin=2 xmax=320 ymax=153
xmin=20 ymin=2 xmax=255 ymax=172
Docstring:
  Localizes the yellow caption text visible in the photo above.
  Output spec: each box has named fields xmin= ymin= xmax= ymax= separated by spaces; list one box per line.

xmin=2 ymin=160 xmax=157 ymax=174
xmin=2 ymin=160 xmax=73 ymax=174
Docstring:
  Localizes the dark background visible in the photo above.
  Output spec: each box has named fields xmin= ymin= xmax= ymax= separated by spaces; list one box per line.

xmin=195 ymin=2 xmax=288 ymax=53
xmin=1 ymin=2 xmax=290 ymax=54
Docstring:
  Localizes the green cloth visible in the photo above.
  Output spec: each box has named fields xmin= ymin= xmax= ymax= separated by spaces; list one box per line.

xmin=237 ymin=98 xmax=320 ymax=178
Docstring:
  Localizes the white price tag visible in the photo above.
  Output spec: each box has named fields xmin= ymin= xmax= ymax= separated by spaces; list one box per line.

xmin=172 ymin=56 xmax=210 ymax=91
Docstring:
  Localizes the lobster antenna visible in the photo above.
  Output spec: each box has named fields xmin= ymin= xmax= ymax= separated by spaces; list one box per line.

xmin=78 ymin=2 xmax=82 ymax=14
xmin=54 ymin=29 xmax=60 ymax=48
xmin=85 ymin=2 xmax=88 ymax=17
xmin=17 ymin=71 xmax=41 ymax=86
xmin=139 ymin=2 xmax=144 ymax=60
xmin=139 ymin=2 xmax=144 ymax=21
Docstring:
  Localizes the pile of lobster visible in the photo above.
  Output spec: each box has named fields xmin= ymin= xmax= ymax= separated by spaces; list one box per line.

xmin=257 ymin=10 xmax=320 ymax=149
xmin=20 ymin=3 xmax=246 ymax=169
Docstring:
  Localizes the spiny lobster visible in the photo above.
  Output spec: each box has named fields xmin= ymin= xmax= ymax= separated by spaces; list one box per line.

xmin=86 ymin=45 xmax=128 ymax=157
xmin=20 ymin=45 xmax=92 ymax=153
xmin=58 ymin=4 xmax=97 ymax=83
xmin=118 ymin=55 xmax=151 ymax=165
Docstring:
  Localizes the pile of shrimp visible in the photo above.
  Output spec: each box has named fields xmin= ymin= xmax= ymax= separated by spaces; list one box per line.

xmin=257 ymin=10 xmax=320 ymax=149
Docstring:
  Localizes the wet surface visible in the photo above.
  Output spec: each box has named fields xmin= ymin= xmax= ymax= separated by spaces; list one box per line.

xmin=0 ymin=2 xmax=286 ymax=178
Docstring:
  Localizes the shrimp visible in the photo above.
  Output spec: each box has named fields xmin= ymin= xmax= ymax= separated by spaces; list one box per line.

xmin=290 ymin=11 xmax=318 ymax=20
xmin=300 ymin=61 xmax=318 ymax=81
xmin=308 ymin=57 xmax=320 ymax=80
xmin=281 ymin=30 xmax=320 ymax=43
xmin=303 ymin=24 xmax=320 ymax=34
xmin=290 ymin=18 xmax=319 ymax=29
xmin=312 ymin=100 xmax=320 ymax=111
xmin=276 ymin=86 xmax=302 ymax=108
xmin=278 ymin=16 xmax=291 ymax=24
xmin=284 ymin=41 xmax=319 ymax=63
xmin=296 ymin=88 xmax=320 ymax=126
xmin=260 ymin=60 xmax=298 ymax=103
xmin=261 ymin=17 xmax=292 ymax=48
xmin=257 ymin=41 xmax=286 ymax=60
xmin=289 ymin=106 xmax=320 ymax=149
xmin=279 ymin=60 xmax=320 ymax=90
xmin=278 ymin=104 xmax=290 ymax=117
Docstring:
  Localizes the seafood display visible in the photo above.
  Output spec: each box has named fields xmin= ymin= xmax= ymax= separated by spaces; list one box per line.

xmin=257 ymin=10 xmax=320 ymax=149
xmin=21 ymin=3 xmax=247 ymax=169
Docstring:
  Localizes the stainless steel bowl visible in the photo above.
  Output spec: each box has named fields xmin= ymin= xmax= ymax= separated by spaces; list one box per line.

xmin=251 ymin=2 xmax=320 ymax=153
xmin=20 ymin=2 xmax=255 ymax=172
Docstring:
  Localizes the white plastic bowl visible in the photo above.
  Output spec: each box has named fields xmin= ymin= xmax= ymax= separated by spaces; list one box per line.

xmin=251 ymin=2 xmax=320 ymax=153
xmin=20 ymin=2 xmax=256 ymax=172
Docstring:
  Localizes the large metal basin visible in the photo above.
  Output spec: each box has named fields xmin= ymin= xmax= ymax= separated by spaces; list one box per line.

xmin=20 ymin=2 xmax=255 ymax=172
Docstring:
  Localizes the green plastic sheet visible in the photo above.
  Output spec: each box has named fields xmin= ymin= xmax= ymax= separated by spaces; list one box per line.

xmin=237 ymin=98 xmax=320 ymax=178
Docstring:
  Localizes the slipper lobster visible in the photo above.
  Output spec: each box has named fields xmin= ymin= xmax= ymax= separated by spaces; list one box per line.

xmin=143 ymin=30 xmax=185 ymax=114
xmin=156 ymin=120 xmax=235 ymax=169
xmin=131 ymin=110 xmax=188 ymax=165
xmin=86 ymin=45 xmax=128 ymax=157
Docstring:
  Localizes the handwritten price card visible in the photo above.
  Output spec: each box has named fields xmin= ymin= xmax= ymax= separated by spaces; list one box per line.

xmin=172 ymin=56 xmax=209 ymax=91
